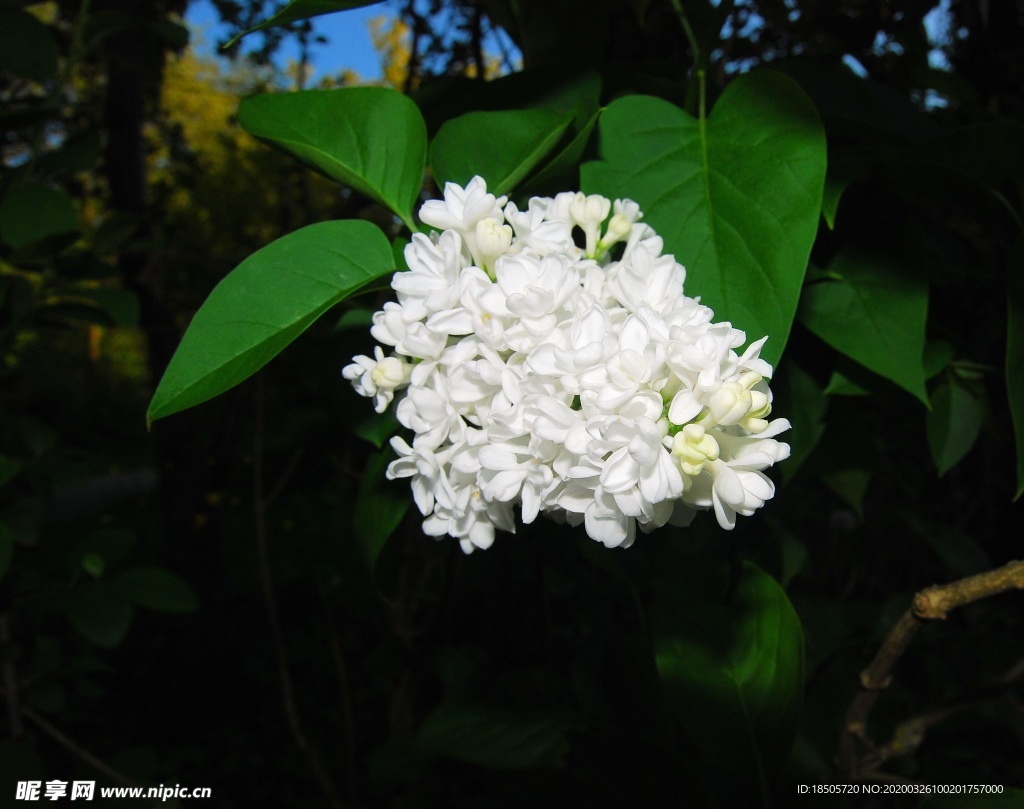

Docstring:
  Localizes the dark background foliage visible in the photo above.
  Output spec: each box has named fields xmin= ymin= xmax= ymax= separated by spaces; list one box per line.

xmin=1 ymin=0 xmax=1023 ymax=806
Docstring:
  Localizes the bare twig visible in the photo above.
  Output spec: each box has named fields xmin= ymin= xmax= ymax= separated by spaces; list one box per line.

xmin=0 ymin=684 xmax=139 ymax=787
xmin=839 ymin=559 xmax=1024 ymax=779
xmin=253 ymin=376 xmax=345 ymax=809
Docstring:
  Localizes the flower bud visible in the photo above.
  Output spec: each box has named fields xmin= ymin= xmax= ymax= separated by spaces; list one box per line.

xmin=569 ymin=193 xmax=611 ymax=229
xmin=371 ymin=356 xmax=412 ymax=390
xmin=475 ymin=217 xmax=513 ymax=260
xmin=672 ymin=424 xmax=720 ymax=477
xmin=708 ymin=382 xmax=752 ymax=425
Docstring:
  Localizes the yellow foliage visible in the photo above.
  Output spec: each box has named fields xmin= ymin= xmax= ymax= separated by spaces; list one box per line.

xmin=369 ymin=14 xmax=414 ymax=90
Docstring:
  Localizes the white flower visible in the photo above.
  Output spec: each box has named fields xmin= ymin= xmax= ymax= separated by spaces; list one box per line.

xmin=342 ymin=346 xmax=412 ymax=413
xmin=345 ymin=176 xmax=790 ymax=551
xmin=392 ymin=231 xmax=466 ymax=319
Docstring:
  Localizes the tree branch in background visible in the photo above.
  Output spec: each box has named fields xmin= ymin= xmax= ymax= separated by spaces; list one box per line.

xmin=839 ymin=559 xmax=1024 ymax=779
xmin=0 ymin=683 xmax=139 ymax=787
xmin=253 ymin=376 xmax=345 ymax=809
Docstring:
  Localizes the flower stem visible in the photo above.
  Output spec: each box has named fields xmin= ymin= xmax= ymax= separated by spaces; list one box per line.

xmin=669 ymin=0 xmax=706 ymax=118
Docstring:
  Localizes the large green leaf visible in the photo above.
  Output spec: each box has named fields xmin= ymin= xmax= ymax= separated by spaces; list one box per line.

xmin=650 ymin=557 xmax=803 ymax=798
xmin=238 ymin=88 xmax=426 ymax=229
xmin=1008 ymin=240 xmax=1024 ymax=500
xmin=226 ymin=1 xmax=383 ymax=45
xmin=581 ymin=70 xmax=826 ymax=368
xmin=430 ymin=109 xmax=574 ymax=197
xmin=799 ymin=251 xmax=929 ymax=405
xmin=927 ymin=378 xmax=982 ymax=476
xmin=148 ymin=220 xmax=393 ymax=423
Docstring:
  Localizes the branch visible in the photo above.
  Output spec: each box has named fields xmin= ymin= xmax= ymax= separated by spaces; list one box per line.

xmin=253 ymin=376 xmax=345 ymax=809
xmin=838 ymin=559 xmax=1024 ymax=779
xmin=0 ymin=684 xmax=139 ymax=787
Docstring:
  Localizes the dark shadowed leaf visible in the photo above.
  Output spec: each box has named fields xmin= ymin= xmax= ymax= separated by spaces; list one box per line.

xmin=0 ymin=183 xmax=78 ymax=250
xmin=416 ymin=701 xmax=569 ymax=770
xmin=0 ymin=10 xmax=58 ymax=81
xmin=353 ymin=447 xmax=409 ymax=572
xmin=238 ymin=88 xmax=425 ymax=229
xmin=431 ymin=109 xmax=574 ymax=196
xmin=799 ymin=251 xmax=929 ymax=405
xmin=148 ymin=220 xmax=393 ymax=423
xmin=650 ymin=556 xmax=803 ymax=793
xmin=226 ymin=1 xmax=383 ymax=45
xmin=927 ymin=379 xmax=982 ymax=476
xmin=776 ymin=360 xmax=827 ymax=482
xmin=582 ymin=71 xmax=826 ymax=367
xmin=113 ymin=567 xmax=199 ymax=613
xmin=68 ymin=585 xmax=135 ymax=647
xmin=352 ymin=410 xmax=400 ymax=449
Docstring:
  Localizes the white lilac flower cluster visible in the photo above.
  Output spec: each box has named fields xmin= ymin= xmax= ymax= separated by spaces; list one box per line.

xmin=343 ymin=177 xmax=790 ymax=553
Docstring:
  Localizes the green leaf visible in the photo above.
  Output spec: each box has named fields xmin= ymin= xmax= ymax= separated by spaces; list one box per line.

xmin=93 ymin=212 xmax=142 ymax=255
xmin=581 ymin=70 xmax=826 ymax=368
xmin=68 ymin=585 xmax=135 ymax=647
xmin=353 ymin=447 xmax=409 ymax=572
xmin=113 ymin=566 xmax=199 ymax=613
xmin=821 ymin=152 xmax=875 ymax=229
xmin=822 ymin=469 xmax=872 ymax=520
xmin=81 ymin=553 xmax=106 ymax=579
xmin=416 ymin=702 xmax=569 ymax=770
xmin=334 ymin=308 xmax=375 ymax=331
xmin=352 ymin=410 xmax=400 ymax=449
xmin=148 ymin=220 xmax=393 ymax=423
xmin=1006 ymin=240 xmax=1024 ymax=500
xmin=0 ymin=521 xmax=14 ymax=581
xmin=823 ymin=370 xmax=870 ymax=397
xmin=0 ymin=183 xmax=78 ymax=250
xmin=799 ymin=251 xmax=929 ymax=405
xmin=0 ymin=10 xmax=58 ymax=81
xmin=430 ymin=109 xmax=574 ymax=197
xmin=61 ymin=287 xmax=139 ymax=327
xmin=776 ymin=361 xmax=827 ymax=482
xmin=226 ymin=1 xmax=382 ymax=46
xmin=908 ymin=518 xmax=991 ymax=578
xmin=238 ymin=88 xmax=426 ymax=229
xmin=651 ymin=558 xmax=804 ymax=793
xmin=519 ymin=108 xmax=602 ymax=197
xmin=927 ymin=379 xmax=982 ymax=476
xmin=923 ymin=339 xmax=954 ymax=380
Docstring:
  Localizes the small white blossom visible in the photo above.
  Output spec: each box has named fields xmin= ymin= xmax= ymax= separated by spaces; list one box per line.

xmin=345 ymin=177 xmax=789 ymax=551
xmin=342 ymin=346 xmax=412 ymax=413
